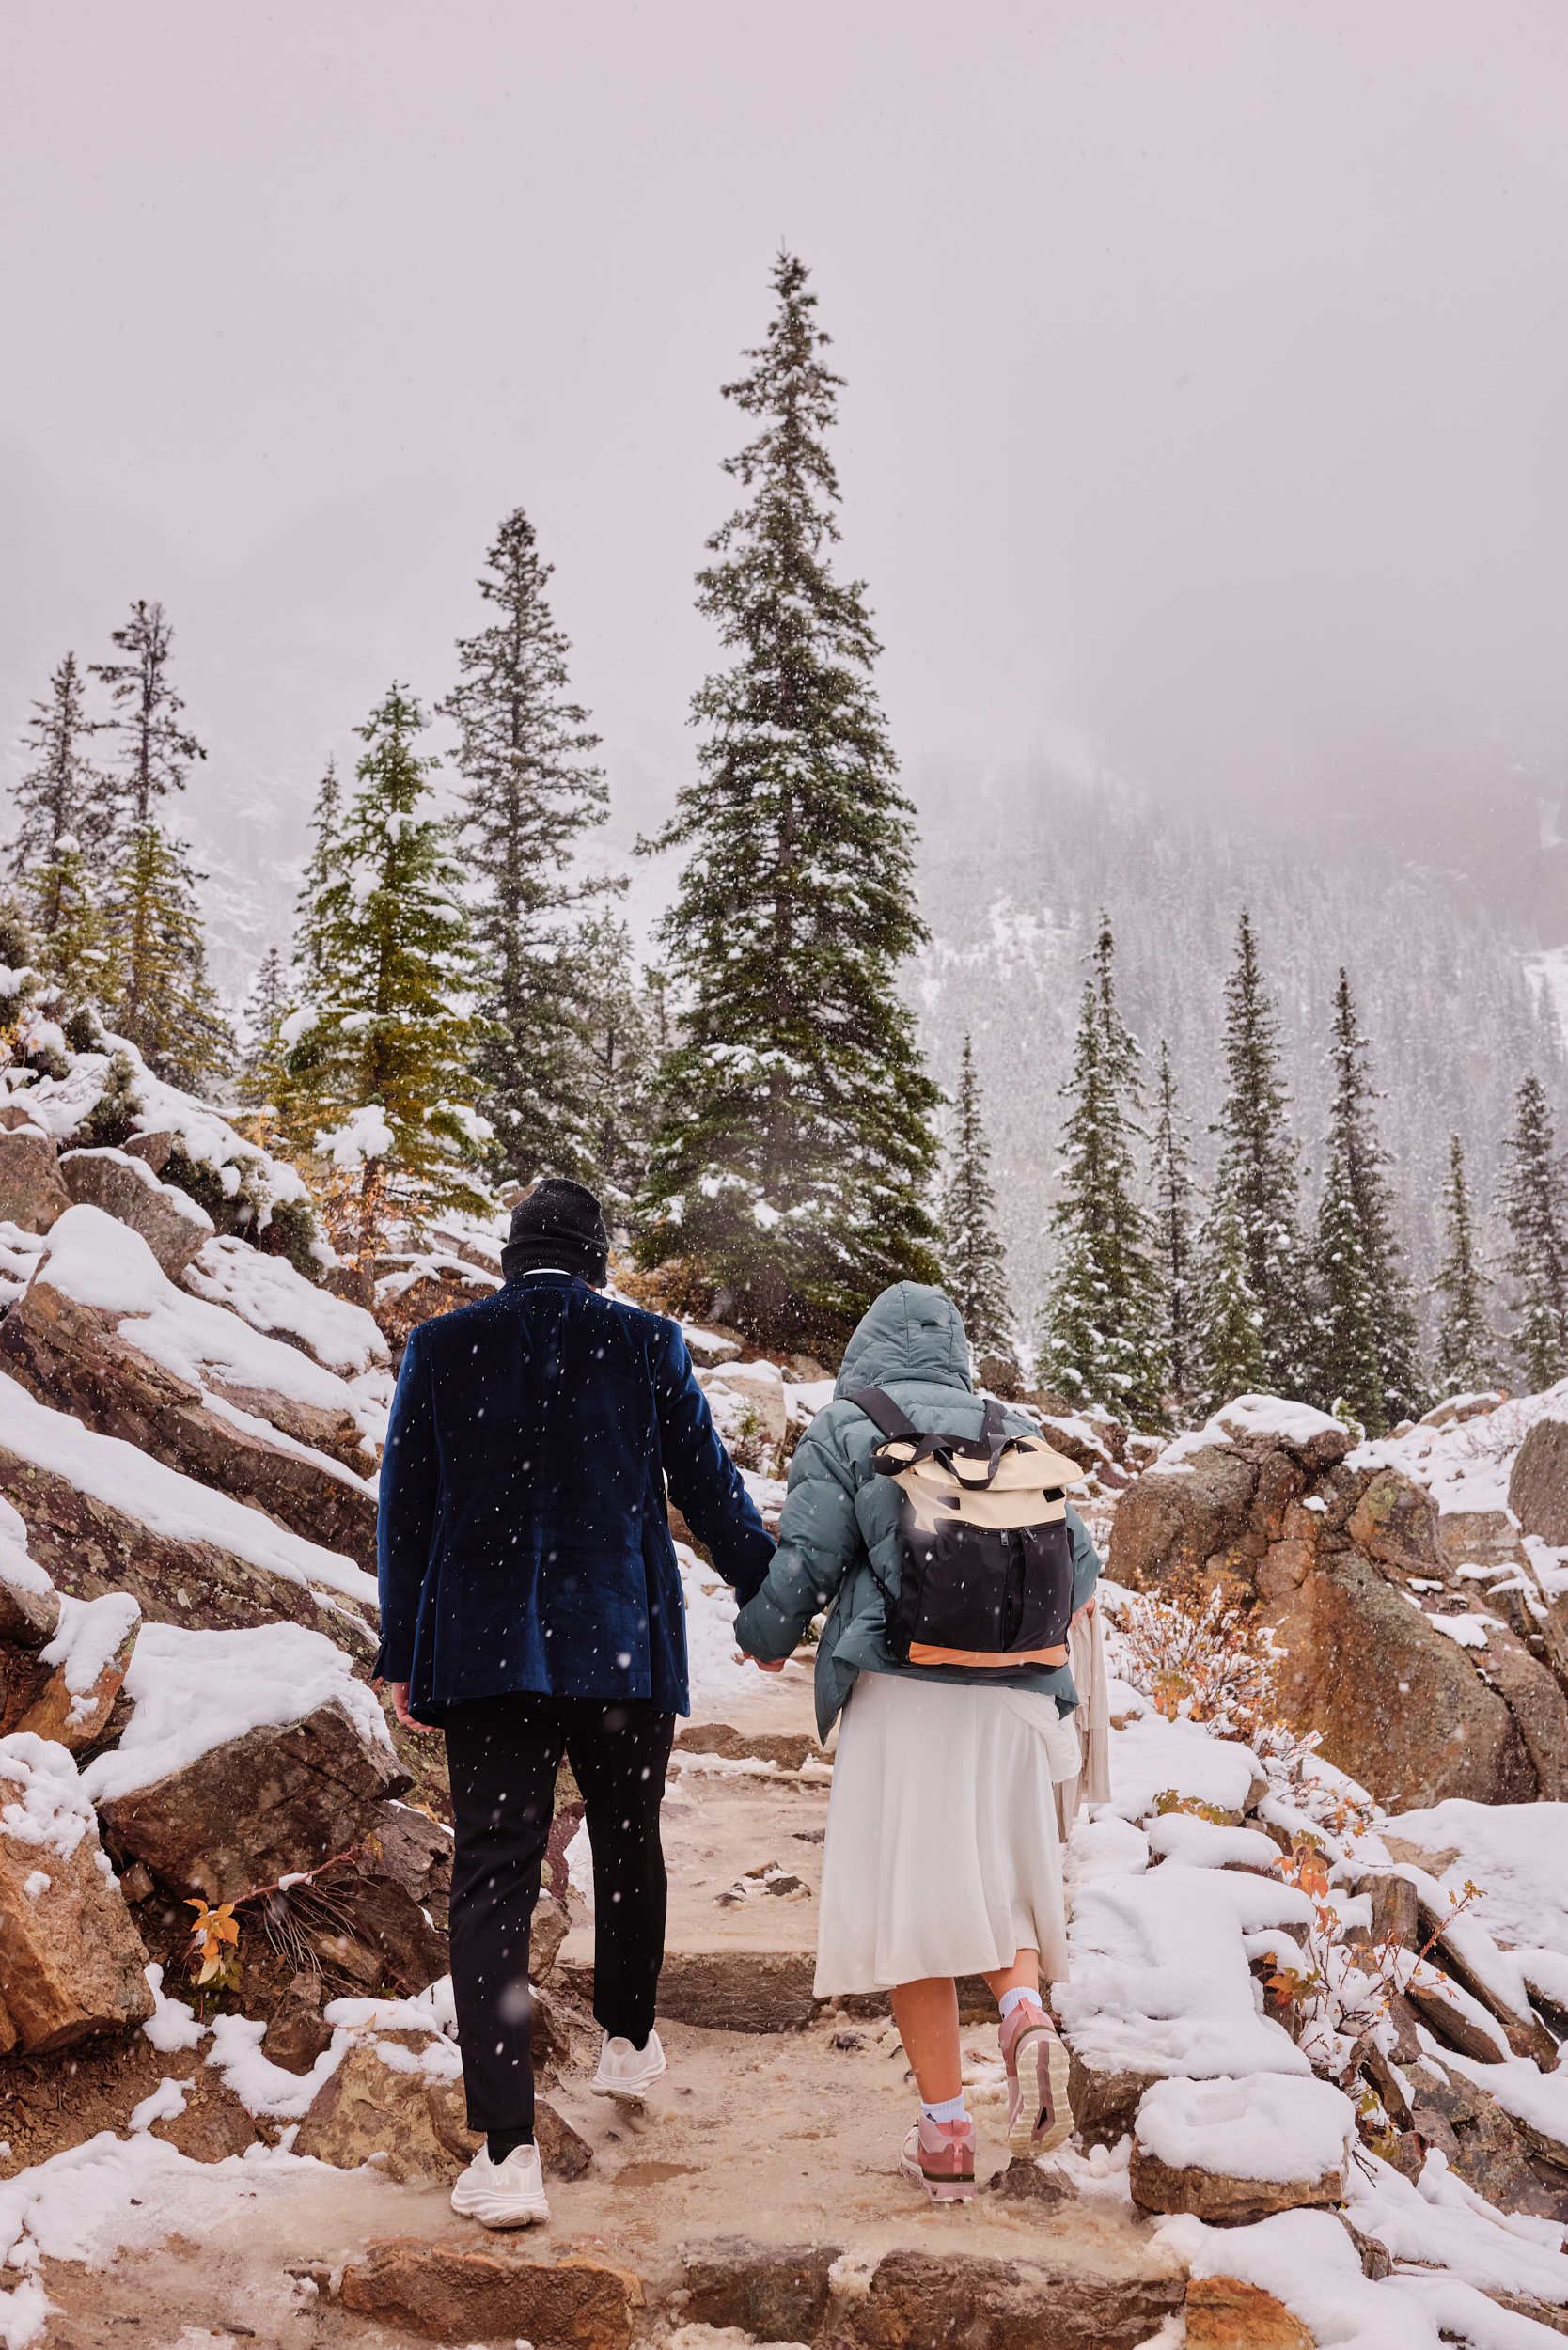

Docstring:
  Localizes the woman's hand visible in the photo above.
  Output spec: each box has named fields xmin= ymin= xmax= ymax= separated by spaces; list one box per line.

xmin=1070 ymin=1592 xmax=1098 ymax=1631
xmin=375 ymin=1678 xmax=438 ymax=1733
xmin=742 ymin=1653 xmax=788 ymax=1674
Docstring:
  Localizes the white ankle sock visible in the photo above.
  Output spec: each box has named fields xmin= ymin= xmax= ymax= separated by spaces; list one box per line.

xmin=920 ymin=2092 xmax=968 ymax=2124
xmin=997 ymin=1986 xmax=1042 ymax=2022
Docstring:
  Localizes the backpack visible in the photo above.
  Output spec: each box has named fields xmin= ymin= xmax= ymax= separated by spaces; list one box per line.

xmin=847 ymin=1386 xmax=1083 ymax=1669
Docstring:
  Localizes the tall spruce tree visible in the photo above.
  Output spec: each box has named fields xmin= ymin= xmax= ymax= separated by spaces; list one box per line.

xmin=239 ymin=947 xmax=289 ymax=1104
xmin=939 ymin=1034 xmax=1012 ymax=1356
xmin=8 ymin=653 xmax=113 ymax=890
xmin=1308 ymin=971 xmax=1422 ymax=1431
xmin=107 ymin=823 xmax=233 ymax=1088
xmin=568 ymin=913 xmax=662 ymax=1219
xmin=1196 ymin=1188 xmax=1265 ymax=1406
xmin=1037 ymin=918 xmax=1167 ymax=1423
xmin=439 ymin=507 xmax=617 ymax=1183
xmin=1151 ymin=1039 xmax=1199 ymax=1410
xmin=292 ymin=759 xmax=343 ymax=989
xmin=1200 ymin=910 xmax=1303 ymax=1397
xmin=1498 ymin=1073 xmax=1568 ymax=1391
xmin=28 ymin=834 xmax=119 ymax=1028
xmin=90 ymin=600 xmax=206 ymax=837
xmin=282 ymin=685 xmax=487 ymax=1279
xmin=635 ymin=251 xmax=939 ymax=1340
xmin=1435 ymin=1134 xmax=1499 ymax=1395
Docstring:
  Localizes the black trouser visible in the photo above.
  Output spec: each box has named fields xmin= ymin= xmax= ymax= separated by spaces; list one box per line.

xmin=443 ymin=1694 xmax=676 ymax=2138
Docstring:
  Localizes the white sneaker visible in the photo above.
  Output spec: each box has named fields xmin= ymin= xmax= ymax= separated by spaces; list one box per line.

xmin=449 ymin=2141 xmax=550 ymax=2228
xmin=590 ymin=2028 xmax=666 ymax=2102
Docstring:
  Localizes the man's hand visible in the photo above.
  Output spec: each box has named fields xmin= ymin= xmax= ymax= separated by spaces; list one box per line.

xmin=374 ymin=1678 xmax=438 ymax=1733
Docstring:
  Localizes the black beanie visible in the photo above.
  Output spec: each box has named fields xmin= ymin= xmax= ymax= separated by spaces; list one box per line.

xmin=501 ymin=1178 xmax=610 ymax=1287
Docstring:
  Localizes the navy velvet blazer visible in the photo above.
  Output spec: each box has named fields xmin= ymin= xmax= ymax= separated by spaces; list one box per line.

xmin=375 ymin=1271 xmax=776 ymax=1714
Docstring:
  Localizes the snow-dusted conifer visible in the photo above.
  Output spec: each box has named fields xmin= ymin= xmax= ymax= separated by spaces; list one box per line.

xmin=1201 ymin=910 xmax=1303 ymax=1396
xmin=107 ymin=822 xmax=232 ymax=1089
xmin=1037 ymin=919 xmax=1167 ymax=1423
xmin=8 ymin=653 xmax=112 ymax=886
xmin=440 ymin=508 xmax=617 ymax=1183
xmin=90 ymin=600 xmax=206 ymax=838
xmin=1498 ymin=1073 xmax=1568 ymax=1391
xmin=940 ymin=1033 xmax=1012 ymax=1357
xmin=28 ymin=834 xmax=119 ymax=1027
xmin=1308 ymin=971 xmax=1421 ymax=1432
xmin=1151 ymin=1040 xmax=1198 ymax=1410
xmin=1196 ymin=1189 xmax=1265 ymax=1407
xmin=569 ymin=915 xmax=662 ymax=1219
xmin=1435 ymin=1135 xmax=1498 ymax=1396
xmin=292 ymin=759 xmax=342 ymax=989
xmin=238 ymin=947 xmax=289 ymax=1104
xmin=282 ymin=685 xmax=487 ymax=1278
xmin=636 ymin=252 xmax=938 ymax=1340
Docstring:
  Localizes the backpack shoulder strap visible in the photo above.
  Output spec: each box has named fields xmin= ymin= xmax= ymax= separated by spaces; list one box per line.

xmin=844 ymin=1385 xmax=920 ymax=1442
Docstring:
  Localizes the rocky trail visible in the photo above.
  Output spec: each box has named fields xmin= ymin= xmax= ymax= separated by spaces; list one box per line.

xmin=4 ymin=1042 xmax=1568 ymax=2345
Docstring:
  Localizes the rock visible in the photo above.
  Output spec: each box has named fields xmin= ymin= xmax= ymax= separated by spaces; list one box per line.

xmin=0 ymin=1556 xmax=60 ymax=1653
xmin=0 ymin=1439 xmax=378 ymax=1664
xmin=1419 ymin=1912 xmax=1562 ymax=2068
xmin=149 ymin=2075 xmax=262 ymax=2162
xmin=534 ymin=2097 xmax=594 ymax=2181
xmin=1128 ymin=2145 xmax=1345 ymax=2223
xmin=1472 ymin=1619 xmax=1568 ymax=1800
xmin=1106 ymin=1445 xmax=1260 ymax=1589
xmin=983 ymin=2157 xmax=1072 ymax=2203
xmin=14 ymin=1595 xmax=139 ymax=1752
xmin=707 ymin=1359 xmax=789 ymax=1448
xmin=95 ymin=1698 xmax=410 ymax=1903
xmin=1129 ymin=2074 xmax=1352 ymax=2225
xmin=1484 ymin=2295 xmax=1568 ymax=2338
xmin=295 ymin=2037 xmax=466 ymax=2184
xmin=1184 ymin=2277 xmax=1313 ymax=2348
xmin=1346 ymin=1468 xmax=1440 ymax=1573
xmin=0 ymin=1126 xmax=70 ymax=1235
xmin=0 ymin=1228 xmax=379 ymax=1569
xmin=835 ymin=2248 xmax=1184 ymax=2350
xmin=1409 ymin=2068 xmax=1568 ymax=2218
xmin=1354 ymin=1872 xmax=1419 ymax=1950
xmin=530 ymin=1897 xmax=569 ymax=1982
xmin=122 ymin=1131 xmax=178 ymax=1175
xmin=1066 ymin=2045 xmax=1165 ymax=2148
xmin=681 ymin=2238 xmax=843 ymax=2340
xmin=1511 ymin=1419 xmax=1568 ymax=1547
xmin=265 ymin=1970 xmax=334 ymax=2074
xmin=308 ymin=1864 xmax=449 ymax=1995
xmin=0 ymin=1735 xmax=153 ymax=2052
xmin=1434 ymin=1509 xmax=1530 ymax=1577
xmin=365 ymin=1801 xmax=453 ymax=1924
xmin=340 ymin=2239 xmax=640 ymax=2347
xmin=561 ymin=1950 xmax=824 ymax=2034
xmin=1403 ymin=1969 xmax=1508 ymax=2065
xmin=57 ymin=1148 xmax=213 ymax=1277
xmin=1337 ymin=2215 xmax=1394 ymax=2279
xmin=675 ymin=1722 xmax=828 ymax=1770
xmin=1261 ymin=1551 xmax=1538 ymax=1807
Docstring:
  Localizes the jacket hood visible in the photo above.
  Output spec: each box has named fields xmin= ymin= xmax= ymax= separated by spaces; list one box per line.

xmin=835 ymin=1283 xmax=972 ymax=1398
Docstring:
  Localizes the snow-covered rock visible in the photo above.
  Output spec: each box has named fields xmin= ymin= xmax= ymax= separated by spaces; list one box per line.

xmin=57 ymin=1146 xmax=213 ymax=1277
xmin=0 ymin=1732 xmax=153 ymax=2053
xmin=0 ymin=1123 xmax=70 ymax=1236
xmin=1130 ymin=2073 xmax=1355 ymax=2220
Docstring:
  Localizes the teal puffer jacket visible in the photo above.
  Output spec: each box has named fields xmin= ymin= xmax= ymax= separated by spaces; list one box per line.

xmin=732 ymin=1283 xmax=1100 ymax=1744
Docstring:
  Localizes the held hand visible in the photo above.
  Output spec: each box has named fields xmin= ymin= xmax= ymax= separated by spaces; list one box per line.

xmin=1070 ymin=1592 xmax=1098 ymax=1631
xmin=741 ymin=1653 xmax=788 ymax=1674
xmin=374 ymin=1678 xmax=439 ymax=1733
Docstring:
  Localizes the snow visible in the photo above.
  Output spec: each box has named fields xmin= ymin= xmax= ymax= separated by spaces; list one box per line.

xmin=0 ymin=1223 xmax=49 ymax=1310
xmin=39 ymin=1591 xmax=140 ymax=1718
xmin=1375 ymin=1799 xmax=1568 ymax=1956
xmin=1425 ymin=1609 xmax=1497 ymax=1648
xmin=0 ymin=1735 xmax=99 ymax=1862
xmin=1151 ymin=1394 xmax=1343 ymax=1476
xmin=681 ymin=1324 xmax=740 ymax=1359
xmin=0 ymin=1497 xmax=55 ymax=1605
xmin=676 ymin=1541 xmax=760 ymax=1714
xmin=182 ymin=1235 xmax=387 ymax=1374
xmin=128 ymin=2077 xmax=190 ymax=2133
xmin=1346 ymin=2142 xmax=1568 ymax=2300
xmin=79 ymin=1621 xmax=394 ymax=1806
xmin=59 ymin=1146 xmax=214 ymax=1234
xmin=1441 ymin=2042 xmax=1568 ymax=2158
xmin=1134 ymin=2071 xmax=1353 ymax=2182
xmin=1100 ymin=1703 xmax=1262 ymax=1823
xmin=0 ymin=1381 xmax=377 ymax=1609
xmin=140 ymin=1964 xmax=206 ymax=2053
xmin=1350 ymin=1380 xmax=1568 ymax=1520
xmin=315 ymin=1104 xmax=394 ymax=1167
xmin=1144 ymin=1813 xmax=1280 ymax=1871
xmin=35 ymin=1206 xmax=381 ymax=1456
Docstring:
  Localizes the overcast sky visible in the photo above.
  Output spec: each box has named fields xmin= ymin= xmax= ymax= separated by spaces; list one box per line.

xmin=4 ymin=2 xmax=1566 ymax=968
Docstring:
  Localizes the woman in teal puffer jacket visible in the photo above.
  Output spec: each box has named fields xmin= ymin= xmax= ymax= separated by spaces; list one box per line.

xmin=735 ymin=1283 xmax=1100 ymax=2204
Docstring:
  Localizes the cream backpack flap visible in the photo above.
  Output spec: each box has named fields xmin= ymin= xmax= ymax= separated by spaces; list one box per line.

xmin=846 ymin=1386 xmax=1086 ymax=1668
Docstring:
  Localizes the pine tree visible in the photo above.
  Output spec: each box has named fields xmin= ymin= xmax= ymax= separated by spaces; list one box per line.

xmin=90 ymin=600 xmax=206 ymax=838
xmin=1308 ymin=971 xmax=1422 ymax=1432
xmin=1037 ymin=919 xmax=1167 ymax=1423
xmin=292 ymin=759 xmax=343 ymax=988
xmin=8 ymin=652 xmax=113 ymax=889
xmin=27 ymin=834 xmax=119 ymax=1025
xmin=635 ymin=251 xmax=939 ymax=1341
xmin=1151 ymin=1040 xmax=1199 ymax=1410
xmin=939 ymin=1034 xmax=1012 ymax=1356
xmin=107 ymin=823 xmax=233 ymax=1089
xmin=1200 ymin=910 xmax=1303 ymax=1397
xmin=282 ymin=685 xmax=487 ymax=1278
xmin=439 ymin=507 xmax=617 ymax=1184
xmin=568 ymin=915 xmax=662 ymax=1218
xmin=1196 ymin=1188 xmax=1266 ymax=1406
xmin=1435 ymin=1135 xmax=1499 ymax=1396
xmin=238 ymin=947 xmax=289 ymax=1104
xmin=1498 ymin=1073 xmax=1568 ymax=1391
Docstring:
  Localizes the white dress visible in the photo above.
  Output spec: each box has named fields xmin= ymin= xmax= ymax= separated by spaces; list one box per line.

xmin=813 ymin=1668 xmax=1080 ymax=1997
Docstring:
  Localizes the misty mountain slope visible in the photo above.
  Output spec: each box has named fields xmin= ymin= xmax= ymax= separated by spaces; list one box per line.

xmin=910 ymin=767 xmax=1566 ymax=1339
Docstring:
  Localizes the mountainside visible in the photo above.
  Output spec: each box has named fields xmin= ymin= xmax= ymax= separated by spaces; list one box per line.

xmin=909 ymin=764 xmax=1567 ymax=1341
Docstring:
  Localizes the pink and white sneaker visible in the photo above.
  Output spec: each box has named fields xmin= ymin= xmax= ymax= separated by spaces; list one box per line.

xmin=899 ymin=2111 xmax=977 ymax=2202
xmin=999 ymin=1998 xmax=1073 ymax=2156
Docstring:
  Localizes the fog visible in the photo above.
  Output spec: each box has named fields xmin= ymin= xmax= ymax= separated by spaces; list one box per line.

xmin=4 ymin=2 xmax=1566 ymax=973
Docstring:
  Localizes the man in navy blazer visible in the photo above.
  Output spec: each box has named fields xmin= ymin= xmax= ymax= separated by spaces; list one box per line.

xmin=376 ymin=1178 xmax=774 ymax=2228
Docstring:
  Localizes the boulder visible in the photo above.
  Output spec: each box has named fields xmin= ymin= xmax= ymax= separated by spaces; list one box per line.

xmin=1066 ymin=2044 xmax=1164 ymax=2148
xmin=1106 ymin=1446 xmax=1260 ymax=1589
xmin=264 ymin=1969 xmax=335 ymax=2074
xmin=92 ymin=1696 xmax=410 ymax=1904
xmin=1408 ymin=2066 xmax=1568 ymax=2218
xmin=1511 ymin=1418 xmax=1568 ymax=1547
xmin=294 ymin=2035 xmax=469 ymax=2185
xmin=1346 ymin=1468 xmax=1441 ymax=1574
xmin=57 ymin=1148 xmax=213 ymax=1277
xmin=0 ymin=1733 xmax=153 ymax=2052
xmin=1128 ymin=2075 xmax=1353 ymax=2224
xmin=148 ymin=2071 xmax=263 ymax=2163
xmin=0 ymin=1268 xmax=378 ymax=1570
xmin=1434 ymin=1509 xmax=1531 ymax=1578
xmin=706 ymin=1358 xmax=789 ymax=1449
xmin=1184 ymin=2278 xmax=1313 ymax=2349
xmin=340 ymin=2241 xmax=639 ymax=2348
xmin=1261 ymin=1551 xmax=1538 ymax=1808
xmin=306 ymin=1863 xmax=449 ymax=1995
xmin=367 ymin=1801 xmax=453 ymax=1928
xmin=681 ymin=2240 xmax=844 ymax=2341
xmin=0 ymin=1125 xmax=70 ymax=1234
xmin=15 ymin=1590 xmax=140 ymax=1751
xmin=836 ymin=2249 xmax=1184 ymax=2350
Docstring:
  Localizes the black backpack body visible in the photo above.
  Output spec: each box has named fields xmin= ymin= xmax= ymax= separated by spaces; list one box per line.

xmin=847 ymin=1386 xmax=1083 ymax=1668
